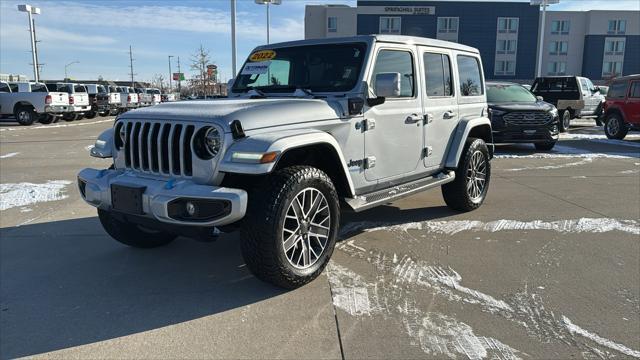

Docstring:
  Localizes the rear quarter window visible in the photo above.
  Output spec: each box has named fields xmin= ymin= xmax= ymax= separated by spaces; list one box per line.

xmin=629 ymin=81 xmax=640 ymax=98
xmin=456 ymin=55 xmax=483 ymax=96
xmin=607 ymin=81 xmax=627 ymax=99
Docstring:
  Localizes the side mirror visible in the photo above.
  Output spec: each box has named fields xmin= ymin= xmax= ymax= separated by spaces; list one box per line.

xmin=374 ymin=72 xmax=401 ymax=98
xmin=536 ymin=96 xmax=544 ymax=102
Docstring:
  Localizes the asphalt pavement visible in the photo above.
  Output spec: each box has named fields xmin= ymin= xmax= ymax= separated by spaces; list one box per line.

xmin=0 ymin=116 xmax=638 ymax=359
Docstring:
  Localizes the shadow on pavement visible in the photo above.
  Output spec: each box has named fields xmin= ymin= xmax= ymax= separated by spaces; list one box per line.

xmin=0 ymin=217 xmax=285 ymax=359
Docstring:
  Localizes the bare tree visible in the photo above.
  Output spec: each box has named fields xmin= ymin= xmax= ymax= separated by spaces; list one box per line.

xmin=151 ymin=73 xmax=165 ymax=92
xmin=190 ymin=44 xmax=211 ymax=96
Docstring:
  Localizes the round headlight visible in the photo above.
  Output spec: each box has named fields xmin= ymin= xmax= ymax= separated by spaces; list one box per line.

xmin=204 ymin=127 xmax=222 ymax=157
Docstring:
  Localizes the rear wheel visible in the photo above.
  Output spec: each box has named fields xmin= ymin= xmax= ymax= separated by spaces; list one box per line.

xmin=38 ymin=114 xmax=55 ymax=124
xmin=559 ymin=110 xmax=571 ymax=132
xmin=534 ymin=141 xmax=556 ymax=151
xmin=604 ymin=114 xmax=628 ymax=140
xmin=63 ymin=113 xmax=77 ymax=122
xmin=240 ymin=166 xmax=340 ymax=289
xmin=442 ymin=138 xmax=491 ymax=212
xmin=98 ymin=209 xmax=176 ymax=248
xmin=14 ymin=106 xmax=35 ymax=126
xmin=85 ymin=111 xmax=97 ymax=119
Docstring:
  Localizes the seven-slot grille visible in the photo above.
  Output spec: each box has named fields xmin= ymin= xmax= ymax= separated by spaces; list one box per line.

xmin=120 ymin=120 xmax=196 ymax=177
xmin=503 ymin=111 xmax=552 ymax=126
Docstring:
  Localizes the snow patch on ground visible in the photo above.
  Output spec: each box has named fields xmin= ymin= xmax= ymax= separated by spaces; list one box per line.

xmin=85 ymin=145 xmax=95 ymax=151
xmin=341 ymin=218 xmax=640 ymax=237
xmin=326 ymin=262 xmax=374 ymax=316
xmin=505 ymin=158 xmax=593 ymax=172
xmin=0 ymin=152 xmax=19 ymax=159
xmin=560 ymin=133 xmax=640 ymax=148
xmin=0 ymin=180 xmax=73 ymax=211
xmin=562 ymin=316 xmax=640 ymax=358
xmin=0 ymin=119 xmax=113 ymax=132
xmin=495 ymin=144 xmax=634 ymax=159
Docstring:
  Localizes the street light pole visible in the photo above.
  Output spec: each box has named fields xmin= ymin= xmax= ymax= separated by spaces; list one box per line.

xmin=17 ymin=4 xmax=41 ymax=82
xmin=231 ymin=0 xmax=237 ymax=77
xmin=168 ymin=55 xmax=174 ymax=93
xmin=255 ymin=0 xmax=282 ymax=45
xmin=531 ymin=0 xmax=560 ymax=78
xmin=64 ymin=61 xmax=79 ymax=80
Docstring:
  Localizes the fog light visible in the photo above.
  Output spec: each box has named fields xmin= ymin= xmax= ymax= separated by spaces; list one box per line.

xmin=186 ymin=201 xmax=197 ymax=216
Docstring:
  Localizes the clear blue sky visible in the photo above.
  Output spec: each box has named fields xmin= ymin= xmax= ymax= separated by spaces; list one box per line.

xmin=1 ymin=0 xmax=637 ymax=83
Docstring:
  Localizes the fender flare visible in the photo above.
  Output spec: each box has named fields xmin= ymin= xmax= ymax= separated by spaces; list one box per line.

xmin=218 ymin=129 xmax=355 ymax=196
xmin=445 ymin=116 xmax=493 ymax=169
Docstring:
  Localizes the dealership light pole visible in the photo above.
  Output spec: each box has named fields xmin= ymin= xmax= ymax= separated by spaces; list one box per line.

xmin=17 ymin=4 xmax=41 ymax=82
xmin=231 ymin=0 xmax=237 ymax=77
xmin=531 ymin=0 xmax=560 ymax=77
xmin=168 ymin=55 xmax=174 ymax=92
xmin=255 ymin=0 xmax=281 ymax=45
xmin=64 ymin=61 xmax=79 ymax=80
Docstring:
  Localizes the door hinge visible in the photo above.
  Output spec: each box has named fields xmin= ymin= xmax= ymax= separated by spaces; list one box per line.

xmin=424 ymin=113 xmax=434 ymax=124
xmin=364 ymin=156 xmax=376 ymax=169
xmin=422 ymin=146 xmax=433 ymax=158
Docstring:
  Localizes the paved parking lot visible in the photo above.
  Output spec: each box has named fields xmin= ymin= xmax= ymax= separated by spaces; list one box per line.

xmin=1 ymin=117 xmax=639 ymax=359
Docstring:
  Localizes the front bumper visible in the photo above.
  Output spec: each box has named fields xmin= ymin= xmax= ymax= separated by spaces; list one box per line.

xmin=77 ymin=168 xmax=247 ymax=227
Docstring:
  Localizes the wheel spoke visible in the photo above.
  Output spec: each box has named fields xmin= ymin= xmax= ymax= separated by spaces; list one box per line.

xmin=283 ymin=231 xmax=300 ymax=252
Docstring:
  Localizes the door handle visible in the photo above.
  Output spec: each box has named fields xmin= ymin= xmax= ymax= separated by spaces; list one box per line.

xmin=405 ymin=114 xmax=422 ymax=124
xmin=443 ymin=110 xmax=457 ymax=119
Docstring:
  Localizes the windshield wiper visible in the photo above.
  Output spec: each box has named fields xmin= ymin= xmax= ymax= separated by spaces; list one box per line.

xmin=246 ymin=88 xmax=267 ymax=98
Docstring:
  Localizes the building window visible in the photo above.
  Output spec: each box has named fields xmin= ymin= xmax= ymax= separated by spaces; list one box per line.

xmin=608 ymin=20 xmax=626 ymax=34
xmin=497 ymin=17 xmax=519 ymax=33
xmin=548 ymin=41 xmax=568 ymax=55
xmin=547 ymin=61 xmax=567 ymax=75
xmin=602 ymin=61 xmax=623 ymax=77
xmin=495 ymin=60 xmax=515 ymax=76
xmin=379 ymin=17 xmax=401 ymax=34
xmin=551 ymin=20 xmax=570 ymax=35
xmin=497 ymin=39 xmax=517 ymax=54
xmin=327 ymin=17 xmax=337 ymax=33
xmin=604 ymin=38 xmax=625 ymax=55
xmin=437 ymin=17 xmax=459 ymax=33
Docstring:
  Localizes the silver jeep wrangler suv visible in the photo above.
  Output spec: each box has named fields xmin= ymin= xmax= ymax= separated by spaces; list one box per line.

xmin=78 ymin=35 xmax=493 ymax=289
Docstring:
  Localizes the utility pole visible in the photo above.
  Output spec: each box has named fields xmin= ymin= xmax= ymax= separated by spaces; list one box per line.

xmin=231 ymin=0 xmax=237 ymax=77
xmin=177 ymin=56 xmax=182 ymax=95
xmin=128 ymin=45 xmax=136 ymax=87
xmin=32 ymin=17 xmax=42 ymax=81
xmin=168 ymin=55 xmax=174 ymax=93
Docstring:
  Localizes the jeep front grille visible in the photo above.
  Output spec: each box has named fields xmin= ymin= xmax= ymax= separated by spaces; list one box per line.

xmin=503 ymin=111 xmax=552 ymax=126
xmin=120 ymin=120 xmax=195 ymax=177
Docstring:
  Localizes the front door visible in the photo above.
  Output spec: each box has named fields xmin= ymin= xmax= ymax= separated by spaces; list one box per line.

xmin=364 ymin=47 xmax=424 ymax=182
xmin=625 ymin=80 xmax=640 ymax=124
xmin=420 ymin=49 xmax=459 ymax=170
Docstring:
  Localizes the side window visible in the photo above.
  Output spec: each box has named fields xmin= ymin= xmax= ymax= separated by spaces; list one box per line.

xmin=607 ymin=81 xmax=627 ymax=99
xmin=371 ymin=50 xmax=415 ymax=98
xmin=0 ymin=83 xmax=9 ymax=92
xmin=423 ymin=52 xmax=453 ymax=97
xmin=9 ymin=83 xmax=19 ymax=92
xmin=579 ymin=78 xmax=589 ymax=92
xmin=457 ymin=55 xmax=483 ymax=96
xmin=30 ymin=83 xmax=47 ymax=92
xmin=630 ymin=82 xmax=640 ymax=98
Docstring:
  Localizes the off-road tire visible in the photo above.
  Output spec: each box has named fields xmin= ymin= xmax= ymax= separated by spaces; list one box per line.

xmin=604 ymin=113 xmax=628 ymax=140
xmin=534 ymin=141 xmax=556 ymax=151
xmin=442 ymin=138 xmax=491 ymax=212
xmin=98 ymin=209 xmax=176 ymax=248
xmin=14 ymin=106 xmax=35 ymax=126
xmin=240 ymin=166 xmax=340 ymax=289
xmin=559 ymin=110 xmax=571 ymax=132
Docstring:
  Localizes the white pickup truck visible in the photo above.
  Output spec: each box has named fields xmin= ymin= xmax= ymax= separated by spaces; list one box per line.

xmin=135 ymin=87 xmax=152 ymax=107
xmin=120 ymin=86 xmax=139 ymax=110
xmin=105 ymin=85 xmax=122 ymax=115
xmin=53 ymin=83 xmax=90 ymax=121
xmin=0 ymin=81 xmax=70 ymax=125
xmin=145 ymin=88 xmax=161 ymax=105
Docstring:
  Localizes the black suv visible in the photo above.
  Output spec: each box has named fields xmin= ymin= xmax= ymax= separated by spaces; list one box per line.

xmin=487 ymin=82 xmax=559 ymax=151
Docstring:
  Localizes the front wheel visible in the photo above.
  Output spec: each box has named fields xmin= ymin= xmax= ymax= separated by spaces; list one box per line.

xmin=559 ymin=110 xmax=571 ymax=132
xmin=534 ymin=141 xmax=556 ymax=151
xmin=240 ymin=166 xmax=340 ymax=289
xmin=604 ymin=114 xmax=628 ymax=140
xmin=98 ymin=209 xmax=176 ymax=248
xmin=442 ymin=138 xmax=491 ymax=212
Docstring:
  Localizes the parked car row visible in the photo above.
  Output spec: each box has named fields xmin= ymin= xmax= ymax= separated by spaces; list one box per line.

xmin=0 ymin=81 xmax=177 ymax=125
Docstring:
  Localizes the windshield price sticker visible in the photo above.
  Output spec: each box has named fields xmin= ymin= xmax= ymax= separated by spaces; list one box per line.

xmin=241 ymin=61 xmax=271 ymax=75
xmin=249 ymin=50 xmax=276 ymax=62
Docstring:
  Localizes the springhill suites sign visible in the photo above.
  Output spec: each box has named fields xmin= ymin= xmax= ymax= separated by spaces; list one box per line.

xmin=358 ymin=6 xmax=436 ymax=15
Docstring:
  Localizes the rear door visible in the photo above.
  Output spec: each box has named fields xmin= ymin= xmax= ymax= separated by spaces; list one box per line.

xmin=363 ymin=46 xmax=424 ymax=182
xmin=625 ymin=80 xmax=640 ymax=124
xmin=419 ymin=48 xmax=458 ymax=170
xmin=579 ymin=77 xmax=598 ymax=114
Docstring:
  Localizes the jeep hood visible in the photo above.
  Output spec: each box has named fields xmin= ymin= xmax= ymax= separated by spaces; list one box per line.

xmin=119 ymin=98 xmax=346 ymax=132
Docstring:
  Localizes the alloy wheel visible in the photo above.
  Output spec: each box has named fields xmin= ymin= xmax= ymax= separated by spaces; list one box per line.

xmin=282 ymin=187 xmax=331 ymax=269
xmin=607 ymin=117 xmax=619 ymax=136
xmin=466 ymin=150 xmax=487 ymax=202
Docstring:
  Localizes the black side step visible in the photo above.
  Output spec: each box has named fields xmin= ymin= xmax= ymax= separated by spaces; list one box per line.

xmin=345 ymin=171 xmax=455 ymax=212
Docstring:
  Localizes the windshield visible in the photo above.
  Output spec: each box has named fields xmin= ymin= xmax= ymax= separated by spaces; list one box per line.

xmin=233 ymin=42 xmax=367 ymax=93
xmin=487 ymin=84 xmax=537 ymax=103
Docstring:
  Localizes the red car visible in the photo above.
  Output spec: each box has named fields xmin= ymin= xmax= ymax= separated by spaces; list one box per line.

xmin=603 ymin=74 xmax=640 ymax=139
